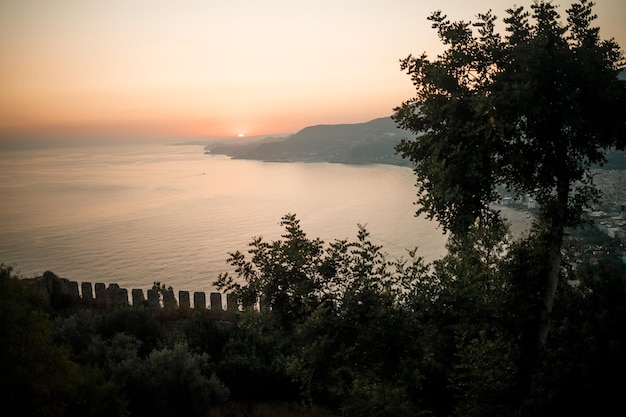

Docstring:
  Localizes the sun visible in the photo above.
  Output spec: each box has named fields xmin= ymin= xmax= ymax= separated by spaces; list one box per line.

xmin=237 ymin=133 xmax=245 ymax=137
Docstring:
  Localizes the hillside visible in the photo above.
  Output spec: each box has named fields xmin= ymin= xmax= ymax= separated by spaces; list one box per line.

xmin=204 ymin=117 xmax=412 ymax=166
xmin=204 ymin=69 xmax=626 ymax=168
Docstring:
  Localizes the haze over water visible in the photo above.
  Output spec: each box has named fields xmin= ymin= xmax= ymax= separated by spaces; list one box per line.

xmin=0 ymin=144 xmax=447 ymax=295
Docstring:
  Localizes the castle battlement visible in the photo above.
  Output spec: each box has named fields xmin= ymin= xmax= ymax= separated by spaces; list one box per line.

xmin=33 ymin=271 xmax=245 ymax=313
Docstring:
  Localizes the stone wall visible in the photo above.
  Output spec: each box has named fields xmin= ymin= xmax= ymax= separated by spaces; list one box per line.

xmin=34 ymin=271 xmax=242 ymax=312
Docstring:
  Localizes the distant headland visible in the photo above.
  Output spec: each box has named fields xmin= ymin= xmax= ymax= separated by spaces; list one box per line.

xmin=203 ymin=117 xmax=413 ymax=166
xmin=201 ymin=112 xmax=626 ymax=168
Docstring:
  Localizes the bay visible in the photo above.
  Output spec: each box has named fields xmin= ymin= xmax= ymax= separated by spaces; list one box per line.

xmin=0 ymin=143 xmax=448 ymax=295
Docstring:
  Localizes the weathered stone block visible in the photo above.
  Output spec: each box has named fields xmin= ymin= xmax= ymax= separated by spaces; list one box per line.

xmin=194 ymin=292 xmax=206 ymax=309
xmin=179 ymin=291 xmax=190 ymax=309
xmin=227 ymin=293 xmax=239 ymax=312
xmin=131 ymin=289 xmax=145 ymax=307
xmin=210 ymin=292 xmax=222 ymax=311
xmin=106 ymin=284 xmax=128 ymax=308
xmin=68 ymin=281 xmax=80 ymax=300
xmin=147 ymin=289 xmax=160 ymax=308
xmin=163 ymin=289 xmax=177 ymax=310
xmin=95 ymin=283 xmax=106 ymax=301
xmin=117 ymin=288 xmax=128 ymax=307
xmin=81 ymin=282 xmax=93 ymax=300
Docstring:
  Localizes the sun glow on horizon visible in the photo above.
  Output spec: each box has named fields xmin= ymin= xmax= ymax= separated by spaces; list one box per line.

xmin=0 ymin=0 xmax=623 ymax=142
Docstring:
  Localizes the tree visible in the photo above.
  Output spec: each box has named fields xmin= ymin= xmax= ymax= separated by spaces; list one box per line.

xmin=393 ymin=0 xmax=626 ymax=348
xmin=213 ymin=215 xmax=434 ymax=414
xmin=214 ymin=213 xmax=325 ymax=330
xmin=393 ymin=8 xmax=505 ymax=235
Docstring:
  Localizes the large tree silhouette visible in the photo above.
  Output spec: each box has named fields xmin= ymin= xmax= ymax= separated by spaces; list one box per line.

xmin=393 ymin=0 xmax=626 ymax=347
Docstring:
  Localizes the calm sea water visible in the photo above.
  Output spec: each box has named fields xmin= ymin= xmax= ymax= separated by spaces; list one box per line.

xmin=0 ymin=143 xmax=447 ymax=295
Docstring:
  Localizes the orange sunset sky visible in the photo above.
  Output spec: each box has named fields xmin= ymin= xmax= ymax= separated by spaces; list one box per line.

xmin=1 ymin=0 xmax=625 ymax=143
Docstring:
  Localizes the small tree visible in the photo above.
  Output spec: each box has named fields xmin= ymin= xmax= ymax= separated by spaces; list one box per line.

xmin=214 ymin=213 xmax=325 ymax=330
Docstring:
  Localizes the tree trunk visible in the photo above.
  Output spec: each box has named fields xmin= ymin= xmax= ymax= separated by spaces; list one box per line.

xmin=537 ymin=178 xmax=569 ymax=347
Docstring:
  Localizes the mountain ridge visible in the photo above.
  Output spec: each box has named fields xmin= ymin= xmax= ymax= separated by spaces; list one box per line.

xmin=204 ymin=116 xmax=412 ymax=166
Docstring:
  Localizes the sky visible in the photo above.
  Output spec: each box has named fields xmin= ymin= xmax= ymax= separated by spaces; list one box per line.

xmin=1 ymin=0 xmax=625 ymax=144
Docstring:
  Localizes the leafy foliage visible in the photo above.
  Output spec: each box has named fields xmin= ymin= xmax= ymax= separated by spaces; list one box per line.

xmin=5 ymin=201 xmax=626 ymax=416
xmin=0 ymin=264 xmax=128 ymax=417
xmin=393 ymin=0 xmax=626 ymax=352
xmin=215 ymin=213 xmax=325 ymax=330
xmin=394 ymin=0 xmax=626 ymax=235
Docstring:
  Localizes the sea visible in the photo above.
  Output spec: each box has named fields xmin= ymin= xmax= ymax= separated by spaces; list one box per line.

xmin=0 ymin=143 xmax=448 ymax=295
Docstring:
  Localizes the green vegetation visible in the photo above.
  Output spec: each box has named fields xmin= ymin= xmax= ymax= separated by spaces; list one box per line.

xmin=2 ymin=1 xmax=626 ymax=416
xmin=3 ymin=208 xmax=626 ymax=416
xmin=393 ymin=0 xmax=626 ymax=351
